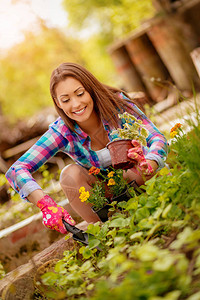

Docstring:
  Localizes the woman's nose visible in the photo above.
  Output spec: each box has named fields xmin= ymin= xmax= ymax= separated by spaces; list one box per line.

xmin=71 ymin=96 xmax=81 ymax=108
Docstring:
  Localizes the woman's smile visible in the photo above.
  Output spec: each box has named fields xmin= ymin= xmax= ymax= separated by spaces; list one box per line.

xmin=73 ymin=106 xmax=87 ymax=115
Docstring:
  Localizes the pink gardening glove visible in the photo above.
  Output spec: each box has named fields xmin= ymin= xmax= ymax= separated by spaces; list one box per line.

xmin=37 ymin=195 xmax=75 ymax=233
xmin=127 ymin=140 xmax=154 ymax=176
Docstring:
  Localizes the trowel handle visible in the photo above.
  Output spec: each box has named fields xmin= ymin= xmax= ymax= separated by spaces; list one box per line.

xmin=62 ymin=219 xmax=82 ymax=235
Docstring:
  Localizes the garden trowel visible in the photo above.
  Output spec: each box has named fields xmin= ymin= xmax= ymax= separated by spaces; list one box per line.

xmin=62 ymin=219 xmax=102 ymax=251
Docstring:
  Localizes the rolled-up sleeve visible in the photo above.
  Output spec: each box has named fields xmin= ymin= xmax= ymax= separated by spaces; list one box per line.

xmin=121 ymin=94 xmax=168 ymax=170
xmin=131 ymin=103 xmax=168 ymax=169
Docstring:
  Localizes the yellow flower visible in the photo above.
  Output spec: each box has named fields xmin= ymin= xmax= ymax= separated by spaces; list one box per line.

xmin=79 ymin=186 xmax=85 ymax=193
xmin=108 ymin=171 xmax=115 ymax=178
xmin=170 ymin=131 xmax=178 ymax=138
xmin=107 ymin=178 xmax=116 ymax=186
xmin=79 ymin=190 xmax=90 ymax=202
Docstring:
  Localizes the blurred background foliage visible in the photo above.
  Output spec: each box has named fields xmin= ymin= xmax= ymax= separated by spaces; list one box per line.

xmin=0 ymin=0 xmax=154 ymax=124
xmin=63 ymin=0 xmax=154 ymax=40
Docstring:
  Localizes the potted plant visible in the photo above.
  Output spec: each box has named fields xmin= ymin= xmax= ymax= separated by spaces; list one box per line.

xmin=107 ymin=168 xmax=131 ymax=203
xmin=107 ymin=112 xmax=148 ymax=170
xmin=79 ymin=167 xmax=110 ymax=222
xmin=79 ymin=166 xmax=133 ymax=222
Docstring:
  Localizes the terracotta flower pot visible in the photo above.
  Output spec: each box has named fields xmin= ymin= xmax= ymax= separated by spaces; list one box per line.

xmin=107 ymin=139 xmax=135 ymax=170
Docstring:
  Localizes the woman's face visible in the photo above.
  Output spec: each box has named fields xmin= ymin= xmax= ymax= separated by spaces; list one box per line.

xmin=55 ymin=77 xmax=95 ymax=126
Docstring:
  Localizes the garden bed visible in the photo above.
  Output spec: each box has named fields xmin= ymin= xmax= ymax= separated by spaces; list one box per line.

xmin=30 ymin=104 xmax=200 ymax=299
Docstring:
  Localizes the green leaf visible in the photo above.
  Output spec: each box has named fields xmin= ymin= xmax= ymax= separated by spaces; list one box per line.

xmin=153 ymin=254 xmax=175 ymax=271
xmin=162 ymin=203 xmax=172 ymax=218
xmin=167 ymin=204 xmax=182 ymax=219
xmin=82 ymin=247 xmax=93 ymax=259
xmin=150 ymin=290 xmax=181 ymax=300
xmin=88 ymin=238 xmax=100 ymax=250
xmin=145 ymin=197 xmax=158 ymax=208
xmin=98 ymin=224 xmax=109 ymax=239
xmin=147 ymin=223 xmax=162 ymax=237
xmin=87 ymin=283 xmax=95 ymax=290
xmin=114 ymin=236 xmax=126 ymax=246
xmin=186 ymin=291 xmax=200 ymax=300
xmin=138 ymin=218 xmax=153 ymax=229
xmin=80 ymin=260 xmax=92 ymax=272
xmin=67 ymin=287 xmax=83 ymax=296
xmin=55 ymin=261 xmax=66 ymax=274
xmin=41 ymin=272 xmax=58 ymax=285
xmin=159 ymin=167 xmax=171 ymax=176
xmin=87 ymin=223 xmax=100 ymax=235
xmin=126 ymin=199 xmax=138 ymax=210
xmin=153 ymin=207 xmax=163 ymax=220
xmin=136 ymin=244 xmax=158 ymax=261
xmin=79 ymin=246 xmax=86 ymax=254
xmin=117 ymin=201 xmax=127 ymax=209
xmin=109 ymin=217 xmax=127 ymax=228
xmin=130 ymin=232 xmax=143 ymax=240
xmin=170 ymin=227 xmax=193 ymax=249
xmin=135 ymin=207 xmax=150 ymax=222
xmin=107 ymin=228 xmax=117 ymax=238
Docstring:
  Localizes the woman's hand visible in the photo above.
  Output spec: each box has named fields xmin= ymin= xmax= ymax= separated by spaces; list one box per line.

xmin=127 ymin=140 xmax=155 ymax=176
xmin=37 ymin=195 xmax=75 ymax=233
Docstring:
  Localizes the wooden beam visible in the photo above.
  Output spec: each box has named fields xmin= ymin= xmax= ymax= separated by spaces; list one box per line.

xmin=0 ymin=156 xmax=8 ymax=173
xmin=2 ymin=136 xmax=41 ymax=159
xmin=191 ymin=47 xmax=200 ymax=78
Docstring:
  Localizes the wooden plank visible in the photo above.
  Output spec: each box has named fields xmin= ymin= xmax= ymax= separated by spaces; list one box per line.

xmin=191 ymin=47 xmax=200 ymax=78
xmin=0 ymin=156 xmax=8 ymax=173
xmin=2 ymin=136 xmax=41 ymax=159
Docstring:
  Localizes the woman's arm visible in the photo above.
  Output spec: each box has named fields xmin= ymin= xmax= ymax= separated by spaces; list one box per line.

xmin=5 ymin=127 xmax=67 ymax=201
xmin=126 ymin=101 xmax=168 ymax=168
xmin=121 ymin=93 xmax=168 ymax=169
xmin=5 ymin=127 xmax=75 ymax=233
xmin=27 ymin=189 xmax=45 ymax=205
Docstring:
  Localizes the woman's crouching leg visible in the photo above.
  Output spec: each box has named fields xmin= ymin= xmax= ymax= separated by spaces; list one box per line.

xmin=60 ymin=164 xmax=100 ymax=223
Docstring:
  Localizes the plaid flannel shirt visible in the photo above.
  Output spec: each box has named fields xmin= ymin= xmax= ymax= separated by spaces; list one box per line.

xmin=6 ymin=95 xmax=168 ymax=200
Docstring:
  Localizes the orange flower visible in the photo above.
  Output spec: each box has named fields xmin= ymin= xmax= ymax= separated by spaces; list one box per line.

xmin=170 ymin=123 xmax=182 ymax=133
xmin=89 ymin=166 xmax=100 ymax=175
xmin=94 ymin=168 xmax=100 ymax=175
xmin=88 ymin=166 xmax=96 ymax=175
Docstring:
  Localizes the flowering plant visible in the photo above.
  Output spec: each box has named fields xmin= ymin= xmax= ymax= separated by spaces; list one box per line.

xmin=79 ymin=167 xmax=108 ymax=211
xmin=79 ymin=166 xmax=129 ymax=211
xmin=170 ymin=123 xmax=182 ymax=139
xmin=106 ymin=168 xmax=129 ymax=197
xmin=111 ymin=112 xmax=148 ymax=146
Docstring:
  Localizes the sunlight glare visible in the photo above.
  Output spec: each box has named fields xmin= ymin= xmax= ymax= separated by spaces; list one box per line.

xmin=0 ymin=0 xmax=68 ymax=50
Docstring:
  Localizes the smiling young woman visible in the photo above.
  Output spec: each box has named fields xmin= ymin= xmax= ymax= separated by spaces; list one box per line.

xmin=6 ymin=62 xmax=168 ymax=231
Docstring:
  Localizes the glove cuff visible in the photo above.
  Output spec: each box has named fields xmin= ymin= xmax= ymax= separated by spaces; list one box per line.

xmin=37 ymin=195 xmax=56 ymax=210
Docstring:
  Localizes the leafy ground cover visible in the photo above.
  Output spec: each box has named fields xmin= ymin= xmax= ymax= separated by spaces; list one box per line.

xmin=33 ymin=103 xmax=200 ymax=299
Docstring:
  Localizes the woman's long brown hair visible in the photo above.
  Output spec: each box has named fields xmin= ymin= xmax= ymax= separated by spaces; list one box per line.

xmin=50 ymin=62 xmax=137 ymax=131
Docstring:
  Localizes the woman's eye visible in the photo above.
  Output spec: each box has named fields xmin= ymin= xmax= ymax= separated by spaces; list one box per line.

xmin=77 ymin=92 xmax=84 ymax=97
xmin=62 ymin=99 xmax=69 ymax=103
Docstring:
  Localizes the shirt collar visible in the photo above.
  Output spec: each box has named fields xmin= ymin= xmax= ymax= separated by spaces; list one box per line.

xmin=74 ymin=123 xmax=89 ymax=145
xmin=52 ymin=117 xmax=113 ymax=145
